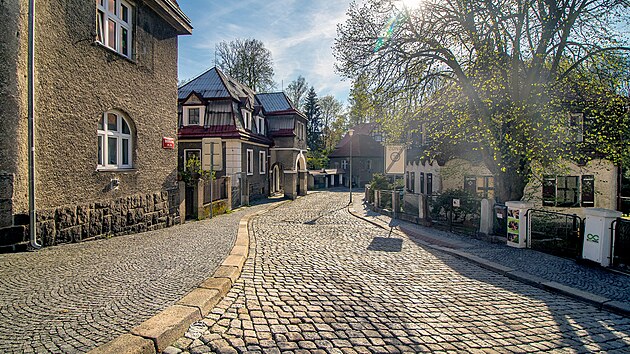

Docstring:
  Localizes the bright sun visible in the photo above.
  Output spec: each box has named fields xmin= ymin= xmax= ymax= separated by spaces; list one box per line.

xmin=398 ymin=0 xmax=422 ymax=8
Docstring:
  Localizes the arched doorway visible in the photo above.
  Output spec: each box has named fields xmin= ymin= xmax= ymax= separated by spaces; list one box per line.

xmin=272 ymin=164 xmax=281 ymax=194
xmin=296 ymin=153 xmax=307 ymax=196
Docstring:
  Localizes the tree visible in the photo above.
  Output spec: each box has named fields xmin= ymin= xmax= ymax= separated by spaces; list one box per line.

xmin=304 ymin=87 xmax=323 ymax=151
xmin=334 ymin=0 xmax=630 ymax=202
xmin=318 ymin=95 xmax=345 ymax=151
xmin=285 ymin=76 xmax=309 ymax=110
xmin=215 ymin=38 xmax=276 ymax=92
xmin=347 ymin=75 xmax=375 ymax=126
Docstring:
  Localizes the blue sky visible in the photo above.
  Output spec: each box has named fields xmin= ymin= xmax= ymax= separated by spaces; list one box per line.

xmin=177 ymin=0 xmax=353 ymax=104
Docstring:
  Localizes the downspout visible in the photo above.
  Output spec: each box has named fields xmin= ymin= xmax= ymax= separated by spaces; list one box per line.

xmin=28 ymin=0 xmax=41 ymax=249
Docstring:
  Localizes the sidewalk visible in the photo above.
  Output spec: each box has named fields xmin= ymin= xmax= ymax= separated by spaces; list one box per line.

xmin=350 ymin=197 xmax=630 ymax=317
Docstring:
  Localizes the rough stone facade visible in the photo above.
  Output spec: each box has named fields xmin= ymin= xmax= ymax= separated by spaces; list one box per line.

xmin=35 ymin=190 xmax=180 ymax=246
xmin=0 ymin=0 xmax=191 ymax=248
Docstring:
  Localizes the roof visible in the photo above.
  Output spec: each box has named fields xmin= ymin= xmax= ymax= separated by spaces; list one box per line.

xmin=178 ymin=67 xmax=257 ymax=104
xmin=256 ymin=92 xmax=306 ymax=118
xmin=328 ymin=134 xmax=384 ymax=158
xmin=146 ymin=0 xmax=192 ymax=35
xmin=334 ymin=122 xmax=380 ymax=148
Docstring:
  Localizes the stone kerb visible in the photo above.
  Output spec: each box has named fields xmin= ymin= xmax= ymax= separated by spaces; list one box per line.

xmin=89 ymin=200 xmax=288 ymax=354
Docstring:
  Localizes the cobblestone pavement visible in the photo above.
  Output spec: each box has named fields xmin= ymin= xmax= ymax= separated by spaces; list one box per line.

xmin=170 ymin=191 xmax=630 ymax=353
xmin=0 ymin=202 xmax=273 ymax=353
xmin=355 ymin=199 xmax=630 ymax=305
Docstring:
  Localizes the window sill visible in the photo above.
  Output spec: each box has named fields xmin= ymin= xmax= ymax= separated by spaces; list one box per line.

xmin=93 ymin=41 xmax=135 ymax=64
xmin=96 ymin=167 xmax=137 ymax=173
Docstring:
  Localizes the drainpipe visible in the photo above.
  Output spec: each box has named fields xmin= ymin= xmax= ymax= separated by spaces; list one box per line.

xmin=28 ymin=0 xmax=41 ymax=249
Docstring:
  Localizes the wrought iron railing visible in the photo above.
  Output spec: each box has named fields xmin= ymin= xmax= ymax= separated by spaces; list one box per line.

xmin=426 ymin=194 xmax=481 ymax=236
xmin=611 ymin=218 xmax=630 ymax=272
xmin=526 ymin=209 xmax=583 ymax=259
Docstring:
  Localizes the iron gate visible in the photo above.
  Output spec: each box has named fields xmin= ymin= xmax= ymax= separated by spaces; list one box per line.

xmin=527 ymin=209 xmax=583 ymax=259
xmin=427 ymin=194 xmax=481 ymax=236
xmin=493 ymin=203 xmax=508 ymax=235
xmin=611 ymin=218 xmax=630 ymax=272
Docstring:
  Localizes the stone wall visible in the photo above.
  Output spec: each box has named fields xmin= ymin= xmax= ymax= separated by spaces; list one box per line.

xmin=35 ymin=189 xmax=180 ymax=247
xmin=0 ymin=173 xmax=13 ymax=228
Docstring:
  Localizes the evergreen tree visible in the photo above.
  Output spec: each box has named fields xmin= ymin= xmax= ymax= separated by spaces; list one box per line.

xmin=304 ymin=87 xmax=323 ymax=151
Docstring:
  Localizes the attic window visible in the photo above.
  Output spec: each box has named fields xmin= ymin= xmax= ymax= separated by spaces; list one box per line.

xmin=183 ymin=106 xmax=204 ymax=126
xmin=96 ymin=0 xmax=133 ymax=58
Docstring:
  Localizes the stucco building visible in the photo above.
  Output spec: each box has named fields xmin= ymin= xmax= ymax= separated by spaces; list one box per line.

xmin=177 ymin=68 xmax=308 ymax=209
xmin=0 ymin=0 xmax=192 ymax=250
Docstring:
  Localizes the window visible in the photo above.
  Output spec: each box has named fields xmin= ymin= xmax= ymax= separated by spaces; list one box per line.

xmin=426 ymin=173 xmax=433 ymax=196
xmin=420 ymin=172 xmax=425 ymax=194
xmin=543 ymin=175 xmax=589 ymax=207
xmin=366 ymin=160 xmax=372 ymax=171
xmin=569 ymin=112 xmax=584 ymax=142
xmin=256 ymin=116 xmax=265 ymax=135
xmin=246 ymin=149 xmax=254 ymax=175
xmin=464 ymin=175 xmax=495 ymax=199
xmin=184 ymin=149 xmax=201 ymax=171
xmin=259 ymin=151 xmax=266 ymax=174
xmin=243 ymin=110 xmax=252 ymax=130
xmin=296 ymin=121 xmax=305 ymax=140
xmin=341 ymin=160 xmax=348 ymax=170
xmin=97 ymin=110 xmax=133 ymax=169
xmin=406 ymin=172 xmax=415 ymax=193
xmin=96 ymin=0 xmax=133 ymax=58
xmin=183 ymin=106 xmax=204 ymax=126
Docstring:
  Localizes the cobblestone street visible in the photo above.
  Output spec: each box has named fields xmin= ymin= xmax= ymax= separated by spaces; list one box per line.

xmin=172 ymin=191 xmax=630 ymax=353
xmin=0 ymin=202 xmax=271 ymax=353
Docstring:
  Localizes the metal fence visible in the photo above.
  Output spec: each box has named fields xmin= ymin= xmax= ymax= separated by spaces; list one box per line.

xmin=203 ymin=177 xmax=227 ymax=204
xmin=426 ymin=194 xmax=481 ymax=236
xmin=527 ymin=209 xmax=583 ymax=259
xmin=612 ymin=218 xmax=630 ymax=272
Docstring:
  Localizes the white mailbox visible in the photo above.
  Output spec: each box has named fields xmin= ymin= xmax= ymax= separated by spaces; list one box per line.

xmin=505 ymin=201 xmax=533 ymax=248
xmin=582 ymin=208 xmax=621 ymax=267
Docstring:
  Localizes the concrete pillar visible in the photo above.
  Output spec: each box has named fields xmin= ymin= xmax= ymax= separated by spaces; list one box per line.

xmin=300 ymin=173 xmax=308 ymax=196
xmin=479 ymin=198 xmax=492 ymax=235
xmin=375 ymin=190 xmax=380 ymax=209
xmin=225 ymin=176 xmax=232 ymax=211
xmin=178 ymin=181 xmax=186 ymax=224
xmin=197 ymin=179 xmax=205 ymax=220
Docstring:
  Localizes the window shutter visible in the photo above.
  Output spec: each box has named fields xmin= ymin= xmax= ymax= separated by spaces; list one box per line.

xmin=581 ymin=175 xmax=595 ymax=207
xmin=542 ymin=175 xmax=556 ymax=206
xmin=202 ymin=138 xmax=223 ymax=171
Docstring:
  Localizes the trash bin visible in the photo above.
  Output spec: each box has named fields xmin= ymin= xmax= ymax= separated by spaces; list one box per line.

xmin=583 ymin=208 xmax=621 ymax=266
xmin=505 ymin=201 xmax=533 ymax=248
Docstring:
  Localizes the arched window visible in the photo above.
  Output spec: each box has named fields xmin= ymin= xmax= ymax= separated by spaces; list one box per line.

xmin=97 ymin=110 xmax=133 ymax=169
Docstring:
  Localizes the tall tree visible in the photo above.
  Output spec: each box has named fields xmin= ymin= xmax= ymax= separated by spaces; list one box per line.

xmin=318 ymin=95 xmax=345 ymax=151
xmin=285 ymin=75 xmax=309 ymax=110
xmin=334 ymin=0 xmax=630 ymax=202
xmin=347 ymin=75 xmax=375 ymax=126
xmin=215 ymin=38 xmax=276 ymax=92
xmin=304 ymin=87 xmax=323 ymax=151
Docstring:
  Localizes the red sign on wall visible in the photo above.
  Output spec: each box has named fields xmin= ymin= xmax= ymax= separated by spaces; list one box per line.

xmin=162 ymin=137 xmax=175 ymax=149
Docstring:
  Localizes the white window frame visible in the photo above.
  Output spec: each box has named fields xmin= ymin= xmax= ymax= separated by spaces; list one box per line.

xmin=296 ymin=121 xmax=305 ymax=140
xmin=256 ymin=116 xmax=265 ymax=135
xmin=183 ymin=149 xmax=201 ymax=171
xmin=183 ymin=106 xmax=204 ymax=126
xmin=259 ymin=151 xmax=266 ymax=174
xmin=341 ymin=160 xmax=348 ymax=170
xmin=246 ymin=149 xmax=254 ymax=175
xmin=243 ymin=110 xmax=252 ymax=130
xmin=96 ymin=0 xmax=134 ymax=58
xmin=97 ymin=110 xmax=133 ymax=170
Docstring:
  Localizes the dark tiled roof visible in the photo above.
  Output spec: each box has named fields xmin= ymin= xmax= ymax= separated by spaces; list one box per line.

xmin=334 ymin=122 xmax=379 ymax=148
xmin=256 ymin=92 xmax=293 ymax=113
xmin=328 ymin=134 xmax=384 ymax=158
xmin=178 ymin=67 xmax=256 ymax=104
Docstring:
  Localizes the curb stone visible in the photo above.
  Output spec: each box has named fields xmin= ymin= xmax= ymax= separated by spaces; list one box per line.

xmin=347 ymin=204 xmax=630 ymax=318
xmin=88 ymin=199 xmax=290 ymax=354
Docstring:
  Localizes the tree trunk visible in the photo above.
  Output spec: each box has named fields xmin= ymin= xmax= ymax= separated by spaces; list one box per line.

xmin=494 ymin=169 xmax=528 ymax=203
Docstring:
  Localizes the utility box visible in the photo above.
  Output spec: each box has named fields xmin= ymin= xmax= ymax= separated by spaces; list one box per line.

xmin=505 ymin=201 xmax=533 ymax=248
xmin=583 ymin=208 xmax=621 ymax=267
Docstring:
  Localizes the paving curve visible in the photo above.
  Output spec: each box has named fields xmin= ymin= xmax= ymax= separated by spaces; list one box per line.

xmin=170 ymin=191 xmax=630 ymax=353
xmin=0 ymin=203 xmax=270 ymax=353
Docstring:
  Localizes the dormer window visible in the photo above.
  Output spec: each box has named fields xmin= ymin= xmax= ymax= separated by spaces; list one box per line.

xmin=256 ymin=116 xmax=265 ymax=135
xmin=183 ymin=106 xmax=204 ymax=126
xmin=96 ymin=0 xmax=133 ymax=58
xmin=243 ymin=110 xmax=252 ymax=130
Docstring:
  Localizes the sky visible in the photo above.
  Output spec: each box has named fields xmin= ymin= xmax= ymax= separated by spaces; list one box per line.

xmin=177 ymin=0 xmax=354 ymax=104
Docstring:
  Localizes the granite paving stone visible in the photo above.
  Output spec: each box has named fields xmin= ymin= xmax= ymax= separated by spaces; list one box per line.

xmin=168 ymin=191 xmax=630 ymax=353
xmin=0 ymin=202 xmax=272 ymax=353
